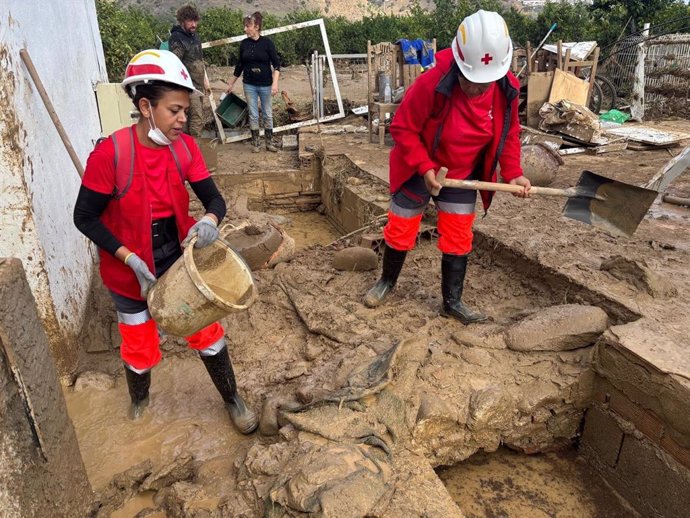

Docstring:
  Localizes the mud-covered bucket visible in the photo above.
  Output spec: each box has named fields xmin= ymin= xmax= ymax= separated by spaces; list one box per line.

xmin=147 ymin=237 xmax=258 ymax=336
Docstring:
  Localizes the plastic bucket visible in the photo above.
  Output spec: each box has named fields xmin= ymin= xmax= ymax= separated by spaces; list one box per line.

xmin=215 ymin=93 xmax=248 ymax=128
xmin=147 ymin=237 xmax=258 ymax=336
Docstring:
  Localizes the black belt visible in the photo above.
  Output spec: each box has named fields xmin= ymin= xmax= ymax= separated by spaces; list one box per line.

xmin=151 ymin=217 xmax=181 ymax=276
xmin=151 ymin=217 xmax=176 ymax=247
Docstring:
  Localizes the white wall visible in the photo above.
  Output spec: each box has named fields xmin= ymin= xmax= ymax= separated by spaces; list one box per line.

xmin=0 ymin=1 xmax=107 ymax=375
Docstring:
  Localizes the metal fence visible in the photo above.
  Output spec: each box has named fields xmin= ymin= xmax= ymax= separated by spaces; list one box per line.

xmin=645 ymin=34 xmax=690 ymax=112
xmin=330 ymin=54 xmax=368 ymax=106
xmin=599 ymin=35 xmax=643 ymax=98
xmin=599 ymin=31 xmax=690 ymax=116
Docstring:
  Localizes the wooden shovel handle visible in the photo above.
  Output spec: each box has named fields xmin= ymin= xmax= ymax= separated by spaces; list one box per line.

xmin=20 ymin=49 xmax=84 ymax=177
xmin=440 ymin=178 xmax=571 ymax=198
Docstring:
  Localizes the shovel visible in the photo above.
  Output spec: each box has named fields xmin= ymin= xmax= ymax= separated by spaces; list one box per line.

xmin=432 ymin=168 xmax=658 ymax=237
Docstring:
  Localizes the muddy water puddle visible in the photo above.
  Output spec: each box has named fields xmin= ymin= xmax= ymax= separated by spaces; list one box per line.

xmin=109 ymin=492 xmax=160 ymax=518
xmin=437 ymin=447 xmax=634 ymax=518
xmin=64 ymin=356 xmax=252 ymax=499
xmin=280 ymin=211 xmax=340 ymax=249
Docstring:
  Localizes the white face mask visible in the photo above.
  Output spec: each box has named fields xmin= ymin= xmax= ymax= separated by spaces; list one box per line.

xmin=146 ymin=104 xmax=171 ymax=146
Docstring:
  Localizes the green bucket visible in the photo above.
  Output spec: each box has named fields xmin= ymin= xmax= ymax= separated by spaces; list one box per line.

xmin=216 ymin=93 xmax=248 ymax=128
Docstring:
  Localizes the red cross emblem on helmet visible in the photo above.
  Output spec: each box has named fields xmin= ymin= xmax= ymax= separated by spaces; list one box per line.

xmin=481 ymin=53 xmax=493 ymax=65
xmin=181 ymin=68 xmax=189 ymax=80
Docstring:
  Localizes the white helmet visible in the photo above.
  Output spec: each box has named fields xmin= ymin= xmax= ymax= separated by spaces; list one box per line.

xmin=121 ymin=49 xmax=201 ymax=96
xmin=451 ymin=10 xmax=513 ymax=83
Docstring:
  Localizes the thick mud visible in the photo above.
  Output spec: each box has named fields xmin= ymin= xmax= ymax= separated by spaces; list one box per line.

xmin=64 ymin=118 xmax=690 ymax=517
xmin=437 ymin=448 xmax=635 ymax=518
xmin=68 ymin=233 xmax=615 ymax=516
xmin=65 ymin=355 xmax=253 ymax=516
xmin=281 ymin=211 xmax=339 ymax=249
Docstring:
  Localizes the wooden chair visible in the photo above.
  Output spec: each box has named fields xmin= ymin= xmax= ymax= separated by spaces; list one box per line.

xmin=563 ymin=46 xmax=600 ymax=106
xmin=366 ymin=39 xmax=436 ymax=147
xmin=367 ymin=41 xmax=399 ymax=147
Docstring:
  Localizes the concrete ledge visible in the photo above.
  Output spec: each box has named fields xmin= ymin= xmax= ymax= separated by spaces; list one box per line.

xmin=0 ymin=258 xmax=92 ymax=516
xmin=213 ymin=168 xmax=321 ymax=212
xmin=321 ymin=155 xmax=389 ymax=234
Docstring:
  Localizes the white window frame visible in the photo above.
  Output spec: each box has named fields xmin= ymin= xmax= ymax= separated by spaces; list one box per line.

xmin=202 ymin=18 xmax=345 ymax=143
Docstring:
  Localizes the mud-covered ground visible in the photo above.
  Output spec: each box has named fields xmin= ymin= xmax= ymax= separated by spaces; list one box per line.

xmin=66 ymin=118 xmax=690 ymax=516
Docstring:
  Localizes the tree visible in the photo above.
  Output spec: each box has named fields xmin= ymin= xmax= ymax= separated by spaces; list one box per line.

xmin=591 ymin=0 xmax=686 ymax=33
xmin=96 ymin=0 xmax=167 ymax=81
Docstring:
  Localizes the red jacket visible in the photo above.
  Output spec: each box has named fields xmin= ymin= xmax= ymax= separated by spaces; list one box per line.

xmin=98 ymin=135 xmax=197 ymax=300
xmin=389 ymin=48 xmax=523 ymax=211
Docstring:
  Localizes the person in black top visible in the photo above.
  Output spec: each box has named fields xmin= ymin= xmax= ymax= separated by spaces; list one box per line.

xmin=225 ymin=12 xmax=281 ymax=152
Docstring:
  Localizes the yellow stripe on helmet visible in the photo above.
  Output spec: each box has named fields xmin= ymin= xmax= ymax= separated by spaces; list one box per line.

xmin=459 ymin=24 xmax=467 ymax=45
xmin=130 ymin=50 xmax=161 ymax=63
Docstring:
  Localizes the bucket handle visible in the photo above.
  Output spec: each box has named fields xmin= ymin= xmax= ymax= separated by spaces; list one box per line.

xmin=184 ymin=235 xmax=259 ymax=311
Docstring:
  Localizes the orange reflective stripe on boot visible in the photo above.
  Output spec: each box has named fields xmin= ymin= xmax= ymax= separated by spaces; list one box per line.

xmin=383 ymin=210 xmax=423 ymax=252
xmin=437 ymin=211 xmax=475 ymax=255
xmin=118 ymin=316 xmax=161 ymax=371
xmin=186 ymin=322 xmax=225 ymax=351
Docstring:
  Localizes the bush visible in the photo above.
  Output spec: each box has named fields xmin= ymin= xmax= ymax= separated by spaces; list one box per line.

xmin=96 ymin=0 xmax=690 ymax=78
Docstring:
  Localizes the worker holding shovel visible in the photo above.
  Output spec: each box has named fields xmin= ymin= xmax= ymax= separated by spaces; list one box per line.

xmin=364 ymin=10 xmax=531 ymax=323
xmin=74 ymin=50 xmax=258 ymax=433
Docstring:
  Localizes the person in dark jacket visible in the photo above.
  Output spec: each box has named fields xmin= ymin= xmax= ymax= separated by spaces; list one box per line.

xmin=225 ymin=11 xmax=281 ymax=152
xmin=169 ymin=4 xmax=210 ymax=137
xmin=73 ymin=50 xmax=258 ymax=434
xmin=364 ymin=10 xmax=532 ymax=324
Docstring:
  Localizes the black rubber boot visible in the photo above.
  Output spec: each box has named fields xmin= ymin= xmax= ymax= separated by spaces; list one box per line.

xmin=264 ymin=128 xmax=278 ymax=152
xmin=125 ymin=367 xmax=151 ymax=420
xmin=440 ymin=254 xmax=488 ymax=324
xmin=200 ymin=347 xmax=258 ymax=434
xmin=250 ymin=129 xmax=261 ymax=153
xmin=363 ymin=244 xmax=407 ymax=308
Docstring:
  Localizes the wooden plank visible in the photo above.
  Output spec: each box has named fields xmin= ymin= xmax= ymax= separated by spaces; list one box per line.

xmin=520 ymin=126 xmax=563 ymax=150
xmin=584 ymin=47 xmax=600 ymax=105
xmin=548 ymin=68 xmax=589 ymax=106
xmin=627 ymin=142 xmax=679 ymax=151
xmin=559 ymin=147 xmax=587 ymax=155
xmin=558 ymin=122 xmax=595 ymax=143
xmin=585 ymin=141 xmax=628 ymax=154
xmin=605 ymin=125 xmax=690 ymax=146
xmin=526 ymin=71 xmax=554 ymax=128
xmin=543 ymin=41 xmax=597 ymax=61
xmin=203 ymin=18 xmax=324 ymax=48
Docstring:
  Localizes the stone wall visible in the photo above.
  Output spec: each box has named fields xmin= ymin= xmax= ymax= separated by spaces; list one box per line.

xmin=320 ymin=155 xmax=389 ymax=234
xmin=0 ymin=258 xmax=92 ymax=516
xmin=581 ymin=320 xmax=690 ymax=517
xmin=211 ymin=168 xmax=321 ymax=213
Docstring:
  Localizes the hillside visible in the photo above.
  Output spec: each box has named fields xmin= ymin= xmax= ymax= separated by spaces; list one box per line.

xmin=117 ymin=0 xmax=436 ymax=21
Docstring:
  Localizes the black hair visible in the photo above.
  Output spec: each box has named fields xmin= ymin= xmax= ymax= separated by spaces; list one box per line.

xmin=243 ymin=11 xmax=262 ymax=31
xmin=128 ymin=81 xmax=190 ymax=109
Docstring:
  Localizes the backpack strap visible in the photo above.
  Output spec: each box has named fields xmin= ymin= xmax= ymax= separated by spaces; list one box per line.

xmin=111 ymin=127 xmax=193 ymax=199
xmin=168 ymin=136 xmax=192 ymax=183
xmin=111 ymin=127 xmax=135 ymax=200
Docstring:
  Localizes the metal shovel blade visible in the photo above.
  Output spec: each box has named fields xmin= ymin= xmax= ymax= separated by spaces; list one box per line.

xmin=563 ymin=171 xmax=659 ymax=237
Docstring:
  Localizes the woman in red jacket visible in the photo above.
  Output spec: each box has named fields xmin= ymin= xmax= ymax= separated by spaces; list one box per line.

xmin=74 ymin=50 xmax=257 ymax=433
xmin=364 ymin=10 xmax=531 ymax=323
